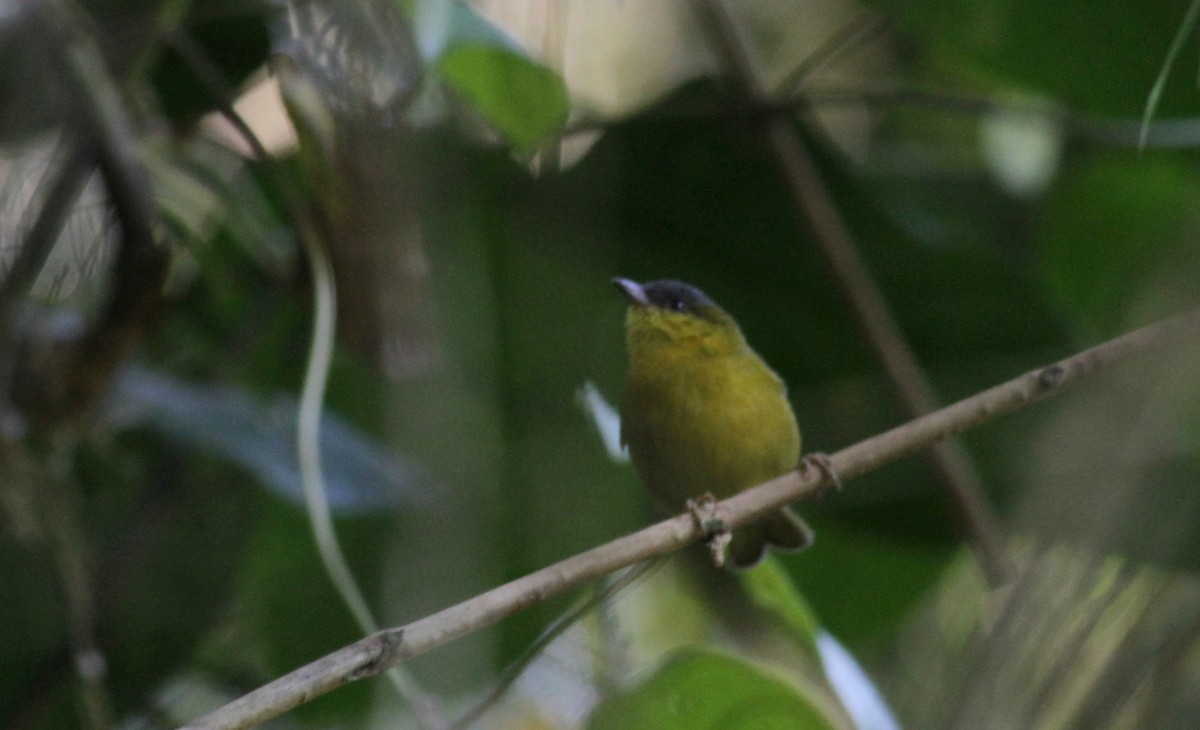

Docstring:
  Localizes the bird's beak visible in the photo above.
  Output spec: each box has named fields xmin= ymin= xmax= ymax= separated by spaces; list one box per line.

xmin=612 ymin=277 xmax=650 ymax=306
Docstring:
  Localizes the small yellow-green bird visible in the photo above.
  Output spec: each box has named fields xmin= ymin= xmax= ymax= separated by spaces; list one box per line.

xmin=614 ymin=277 xmax=813 ymax=569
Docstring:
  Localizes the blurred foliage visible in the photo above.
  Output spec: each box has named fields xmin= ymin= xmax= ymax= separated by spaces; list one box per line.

xmin=2 ymin=0 xmax=1200 ymax=728
xmin=586 ymin=648 xmax=836 ymax=730
xmin=863 ymin=0 xmax=1200 ymax=117
xmin=148 ymin=10 xmax=272 ymax=123
xmin=436 ymin=45 xmax=570 ymax=151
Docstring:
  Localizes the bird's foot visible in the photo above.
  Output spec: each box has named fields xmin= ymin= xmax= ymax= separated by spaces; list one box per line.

xmin=801 ymin=452 xmax=842 ymax=499
xmin=687 ymin=494 xmax=731 ymax=568
xmin=687 ymin=493 xmax=728 ymax=536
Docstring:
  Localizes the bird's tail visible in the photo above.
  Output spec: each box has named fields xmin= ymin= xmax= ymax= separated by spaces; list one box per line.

xmin=728 ymin=507 xmax=814 ymax=570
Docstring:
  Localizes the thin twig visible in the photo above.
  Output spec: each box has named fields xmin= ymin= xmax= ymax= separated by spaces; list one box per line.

xmin=560 ymin=86 xmax=1200 ymax=149
xmin=0 ymin=143 xmax=93 ymax=320
xmin=693 ymin=0 xmax=1014 ymax=586
xmin=775 ymin=11 xmax=888 ymax=95
xmin=43 ymin=432 xmax=112 ymax=730
xmin=180 ymin=306 xmax=1200 ymax=730
xmin=44 ymin=0 xmax=157 ymax=260
xmin=39 ymin=0 xmax=168 ymax=419
xmin=1138 ymin=0 xmax=1200 ymax=150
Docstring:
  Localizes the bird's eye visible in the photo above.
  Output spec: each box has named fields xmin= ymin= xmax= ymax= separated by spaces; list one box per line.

xmin=668 ymin=297 xmax=686 ymax=312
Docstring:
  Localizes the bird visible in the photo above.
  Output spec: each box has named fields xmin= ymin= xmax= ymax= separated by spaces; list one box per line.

xmin=614 ymin=277 xmax=813 ymax=569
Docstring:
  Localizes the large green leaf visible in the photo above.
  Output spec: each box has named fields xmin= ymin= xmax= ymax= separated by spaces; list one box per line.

xmin=586 ymin=649 xmax=838 ymax=730
xmin=437 ymin=44 xmax=570 ymax=152
xmin=739 ymin=557 xmax=821 ymax=651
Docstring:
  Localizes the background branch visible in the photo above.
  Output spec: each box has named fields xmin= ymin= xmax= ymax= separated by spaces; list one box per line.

xmin=36 ymin=0 xmax=167 ymax=421
xmin=182 ymin=306 xmax=1200 ymax=730
xmin=42 ymin=432 xmax=111 ymax=729
xmin=0 ymin=1 xmax=174 ymax=726
xmin=0 ymin=142 xmax=92 ymax=322
xmin=693 ymin=0 xmax=1014 ymax=586
xmin=560 ymin=88 xmax=1199 ymax=149
xmin=0 ymin=142 xmax=92 ymax=418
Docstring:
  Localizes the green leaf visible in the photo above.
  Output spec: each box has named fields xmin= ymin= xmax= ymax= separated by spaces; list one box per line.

xmin=437 ymin=44 xmax=569 ymax=152
xmin=739 ymin=557 xmax=821 ymax=651
xmin=586 ymin=649 xmax=838 ymax=730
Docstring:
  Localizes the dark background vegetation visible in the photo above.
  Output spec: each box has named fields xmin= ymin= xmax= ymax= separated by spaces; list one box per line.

xmin=3 ymin=0 xmax=1200 ymax=727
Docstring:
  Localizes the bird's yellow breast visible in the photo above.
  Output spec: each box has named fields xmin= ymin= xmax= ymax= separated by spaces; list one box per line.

xmin=620 ymin=314 xmax=801 ymax=510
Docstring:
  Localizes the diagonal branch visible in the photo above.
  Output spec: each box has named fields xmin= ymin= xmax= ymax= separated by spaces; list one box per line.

xmin=181 ymin=306 xmax=1200 ymax=730
xmin=692 ymin=0 xmax=1014 ymax=586
xmin=35 ymin=0 xmax=168 ymax=421
xmin=0 ymin=143 xmax=93 ymax=416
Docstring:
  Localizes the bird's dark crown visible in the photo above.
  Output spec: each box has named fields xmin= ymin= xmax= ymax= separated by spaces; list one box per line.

xmin=640 ymin=280 xmax=717 ymax=315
